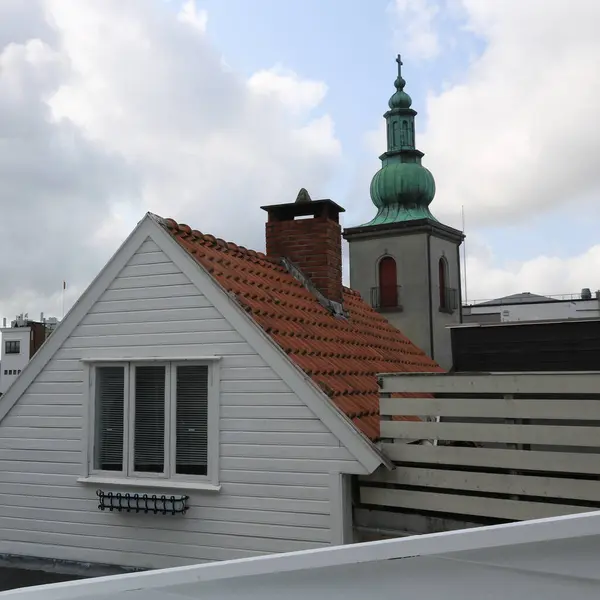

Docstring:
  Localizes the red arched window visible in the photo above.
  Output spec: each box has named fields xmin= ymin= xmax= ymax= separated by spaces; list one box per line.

xmin=439 ymin=257 xmax=448 ymax=309
xmin=378 ymin=256 xmax=398 ymax=308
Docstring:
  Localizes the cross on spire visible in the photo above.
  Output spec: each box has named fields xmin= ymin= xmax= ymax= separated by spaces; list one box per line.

xmin=396 ymin=54 xmax=403 ymax=77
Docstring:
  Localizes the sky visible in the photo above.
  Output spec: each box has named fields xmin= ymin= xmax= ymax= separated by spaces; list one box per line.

xmin=1 ymin=0 xmax=600 ymax=325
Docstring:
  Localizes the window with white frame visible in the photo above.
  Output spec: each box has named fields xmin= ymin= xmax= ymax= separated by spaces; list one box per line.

xmin=91 ymin=362 xmax=216 ymax=481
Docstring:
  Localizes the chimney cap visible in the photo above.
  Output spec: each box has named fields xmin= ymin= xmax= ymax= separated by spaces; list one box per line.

xmin=261 ymin=197 xmax=345 ymax=222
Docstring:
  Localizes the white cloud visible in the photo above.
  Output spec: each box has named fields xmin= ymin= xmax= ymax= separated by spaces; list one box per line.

xmin=464 ymin=236 xmax=600 ymax=302
xmin=177 ymin=0 xmax=208 ymax=34
xmin=379 ymin=0 xmax=600 ymax=298
xmin=0 ymin=0 xmax=340 ymax=321
xmin=391 ymin=0 xmax=441 ymax=60
xmin=420 ymin=0 xmax=600 ymax=228
xmin=247 ymin=65 xmax=329 ymax=115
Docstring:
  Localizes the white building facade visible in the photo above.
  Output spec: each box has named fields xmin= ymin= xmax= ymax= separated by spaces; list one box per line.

xmin=0 ymin=315 xmax=60 ymax=395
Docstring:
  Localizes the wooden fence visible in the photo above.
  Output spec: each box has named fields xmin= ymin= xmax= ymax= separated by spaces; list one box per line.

xmin=358 ymin=372 xmax=600 ymax=530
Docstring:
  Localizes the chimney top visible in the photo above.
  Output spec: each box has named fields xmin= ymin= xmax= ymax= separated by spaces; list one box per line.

xmin=262 ymin=189 xmax=345 ymax=305
xmin=261 ymin=197 xmax=345 ymax=223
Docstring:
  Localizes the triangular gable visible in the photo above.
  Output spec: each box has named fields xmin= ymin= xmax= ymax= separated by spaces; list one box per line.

xmin=0 ymin=216 xmax=154 ymax=422
xmin=0 ymin=214 xmax=387 ymax=473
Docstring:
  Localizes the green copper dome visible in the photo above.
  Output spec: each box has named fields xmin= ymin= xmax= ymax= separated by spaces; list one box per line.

xmin=362 ymin=55 xmax=438 ymax=227
xmin=371 ymin=162 xmax=435 ymax=210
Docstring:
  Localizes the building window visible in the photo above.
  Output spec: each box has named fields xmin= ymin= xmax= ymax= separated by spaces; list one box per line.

xmin=378 ymin=256 xmax=399 ymax=308
xmin=439 ymin=257 xmax=447 ymax=308
xmin=5 ymin=340 xmax=20 ymax=354
xmin=90 ymin=361 xmax=218 ymax=483
xmin=439 ymin=257 xmax=457 ymax=313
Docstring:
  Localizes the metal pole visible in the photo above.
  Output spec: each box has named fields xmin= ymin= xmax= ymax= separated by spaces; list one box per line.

xmin=461 ymin=206 xmax=468 ymax=304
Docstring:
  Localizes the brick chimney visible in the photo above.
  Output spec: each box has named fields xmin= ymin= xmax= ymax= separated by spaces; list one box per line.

xmin=261 ymin=189 xmax=345 ymax=304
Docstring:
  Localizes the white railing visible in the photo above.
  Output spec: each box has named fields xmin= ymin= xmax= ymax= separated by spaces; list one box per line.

xmin=360 ymin=372 xmax=600 ymax=523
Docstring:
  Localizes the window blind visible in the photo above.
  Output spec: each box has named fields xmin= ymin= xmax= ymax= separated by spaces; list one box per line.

xmin=134 ymin=365 xmax=166 ymax=474
xmin=95 ymin=366 xmax=125 ymax=472
xmin=175 ymin=365 xmax=209 ymax=476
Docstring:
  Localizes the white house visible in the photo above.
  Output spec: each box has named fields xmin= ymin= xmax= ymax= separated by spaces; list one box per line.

xmin=0 ymin=193 xmax=439 ymax=575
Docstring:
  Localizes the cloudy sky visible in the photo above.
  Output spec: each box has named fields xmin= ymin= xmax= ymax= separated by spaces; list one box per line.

xmin=1 ymin=0 xmax=600 ymax=325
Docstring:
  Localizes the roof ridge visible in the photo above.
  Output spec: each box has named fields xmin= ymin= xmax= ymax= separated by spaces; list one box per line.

xmin=161 ymin=216 xmax=281 ymax=266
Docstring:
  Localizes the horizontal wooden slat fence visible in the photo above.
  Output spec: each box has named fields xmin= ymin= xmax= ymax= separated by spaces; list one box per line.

xmin=359 ymin=372 xmax=600 ymax=527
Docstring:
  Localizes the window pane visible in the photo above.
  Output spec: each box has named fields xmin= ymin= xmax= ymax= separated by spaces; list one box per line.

xmin=176 ymin=365 xmax=208 ymax=476
xmin=94 ymin=366 xmax=125 ymax=472
xmin=134 ymin=365 xmax=166 ymax=474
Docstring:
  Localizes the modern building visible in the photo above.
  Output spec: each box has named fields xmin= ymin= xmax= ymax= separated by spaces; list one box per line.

xmin=0 ymin=315 xmax=48 ymax=395
xmin=343 ymin=56 xmax=464 ymax=370
xmin=463 ymin=289 xmax=600 ymax=324
xmin=0 ymin=314 xmax=61 ymax=395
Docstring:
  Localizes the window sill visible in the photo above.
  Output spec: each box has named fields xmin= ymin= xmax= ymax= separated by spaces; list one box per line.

xmin=77 ymin=476 xmax=221 ymax=493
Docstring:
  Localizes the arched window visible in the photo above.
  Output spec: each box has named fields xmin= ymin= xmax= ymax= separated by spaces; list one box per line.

xmin=401 ymin=120 xmax=409 ymax=147
xmin=378 ymin=256 xmax=398 ymax=308
xmin=439 ymin=257 xmax=449 ymax=310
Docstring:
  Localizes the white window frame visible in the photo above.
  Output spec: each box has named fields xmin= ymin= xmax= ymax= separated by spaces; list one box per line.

xmin=81 ymin=357 xmax=221 ymax=492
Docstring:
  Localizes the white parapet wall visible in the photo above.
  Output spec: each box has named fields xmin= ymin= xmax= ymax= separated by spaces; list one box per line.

xmin=2 ymin=510 xmax=600 ymax=599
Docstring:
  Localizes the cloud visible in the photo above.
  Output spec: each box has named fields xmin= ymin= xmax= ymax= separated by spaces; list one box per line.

xmin=0 ymin=34 xmax=137 ymax=319
xmin=377 ymin=0 xmax=600 ymax=298
xmin=390 ymin=0 xmax=442 ymax=60
xmin=0 ymin=0 xmax=340 ymax=321
xmin=464 ymin=235 xmax=600 ymax=302
xmin=248 ymin=65 xmax=328 ymax=115
xmin=418 ymin=0 xmax=600 ymax=228
xmin=177 ymin=0 xmax=208 ymax=33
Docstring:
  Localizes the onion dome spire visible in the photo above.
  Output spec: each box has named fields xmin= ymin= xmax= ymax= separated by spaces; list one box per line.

xmin=364 ymin=55 xmax=437 ymax=226
xmin=388 ymin=54 xmax=412 ymax=109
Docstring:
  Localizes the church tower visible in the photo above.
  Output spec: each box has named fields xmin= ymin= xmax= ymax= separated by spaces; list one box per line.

xmin=343 ymin=55 xmax=464 ymax=369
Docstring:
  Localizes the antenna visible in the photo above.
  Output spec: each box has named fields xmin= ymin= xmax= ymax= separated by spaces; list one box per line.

xmin=461 ymin=205 xmax=468 ymax=305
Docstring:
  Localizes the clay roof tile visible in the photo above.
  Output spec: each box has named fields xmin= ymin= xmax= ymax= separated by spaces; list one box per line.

xmin=158 ymin=216 xmax=442 ymax=440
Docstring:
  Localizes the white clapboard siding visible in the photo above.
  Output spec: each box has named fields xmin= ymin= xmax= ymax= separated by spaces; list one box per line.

xmin=360 ymin=372 xmax=600 ymax=528
xmin=0 ymin=238 xmax=361 ymax=570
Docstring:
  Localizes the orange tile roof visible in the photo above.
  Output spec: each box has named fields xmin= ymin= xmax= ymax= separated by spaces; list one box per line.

xmin=159 ymin=216 xmax=443 ymax=441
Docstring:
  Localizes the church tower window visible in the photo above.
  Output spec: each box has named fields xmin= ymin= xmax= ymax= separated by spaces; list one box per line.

xmin=378 ymin=256 xmax=398 ymax=308
xmin=439 ymin=257 xmax=450 ymax=311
